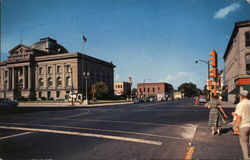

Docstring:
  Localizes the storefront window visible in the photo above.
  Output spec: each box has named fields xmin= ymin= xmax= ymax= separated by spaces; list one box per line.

xmin=246 ymin=54 xmax=250 ymax=75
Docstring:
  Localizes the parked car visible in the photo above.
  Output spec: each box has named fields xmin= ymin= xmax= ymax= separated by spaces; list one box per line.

xmin=167 ymin=96 xmax=173 ymax=101
xmin=0 ymin=98 xmax=18 ymax=108
xmin=142 ymin=97 xmax=150 ymax=102
xmin=133 ymin=98 xmax=144 ymax=103
xmin=148 ymin=96 xmax=157 ymax=102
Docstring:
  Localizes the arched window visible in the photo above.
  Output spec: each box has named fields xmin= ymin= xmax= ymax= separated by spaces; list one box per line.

xmin=246 ymin=54 xmax=250 ymax=75
xmin=246 ymin=32 xmax=250 ymax=47
xmin=4 ymin=80 xmax=7 ymax=89
xmin=18 ymin=79 xmax=23 ymax=89
xmin=39 ymin=78 xmax=44 ymax=88
xmin=48 ymin=78 xmax=53 ymax=87
xmin=66 ymin=76 xmax=71 ymax=87
xmin=56 ymin=77 xmax=62 ymax=87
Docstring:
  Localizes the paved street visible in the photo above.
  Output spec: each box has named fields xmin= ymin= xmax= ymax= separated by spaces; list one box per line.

xmin=0 ymin=98 xmax=242 ymax=159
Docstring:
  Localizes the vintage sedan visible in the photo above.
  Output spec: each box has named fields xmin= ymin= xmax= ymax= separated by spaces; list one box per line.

xmin=0 ymin=98 xmax=19 ymax=108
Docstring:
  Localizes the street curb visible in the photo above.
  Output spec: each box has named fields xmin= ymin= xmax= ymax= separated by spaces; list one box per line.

xmin=18 ymin=102 xmax=133 ymax=108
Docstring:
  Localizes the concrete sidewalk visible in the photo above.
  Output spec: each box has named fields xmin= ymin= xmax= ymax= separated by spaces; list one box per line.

xmin=191 ymin=101 xmax=245 ymax=159
xmin=192 ymin=121 xmax=244 ymax=159
xmin=220 ymin=101 xmax=236 ymax=108
xmin=18 ymin=101 xmax=133 ymax=107
xmin=198 ymin=101 xmax=236 ymax=109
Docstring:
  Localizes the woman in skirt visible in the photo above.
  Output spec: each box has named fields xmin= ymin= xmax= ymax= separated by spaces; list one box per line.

xmin=207 ymin=95 xmax=228 ymax=135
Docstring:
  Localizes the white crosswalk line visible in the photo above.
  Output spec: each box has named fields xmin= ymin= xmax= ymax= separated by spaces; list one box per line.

xmin=0 ymin=126 xmax=162 ymax=146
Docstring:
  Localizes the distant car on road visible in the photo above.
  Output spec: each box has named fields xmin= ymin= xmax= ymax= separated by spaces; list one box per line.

xmin=133 ymin=98 xmax=144 ymax=103
xmin=0 ymin=98 xmax=18 ymax=108
xmin=148 ymin=96 xmax=157 ymax=102
xmin=199 ymin=95 xmax=207 ymax=103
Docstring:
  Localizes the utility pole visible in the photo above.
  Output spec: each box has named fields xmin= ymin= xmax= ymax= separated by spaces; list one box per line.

xmin=83 ymin=72 xmax=90 ymax=105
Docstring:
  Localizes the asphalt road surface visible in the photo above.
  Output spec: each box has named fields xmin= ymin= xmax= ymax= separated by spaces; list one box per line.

xmin=0 ymin=98 xmax=234 ymax=159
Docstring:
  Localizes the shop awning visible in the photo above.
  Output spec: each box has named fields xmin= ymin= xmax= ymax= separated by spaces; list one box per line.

xmin=243 ymin=85 xmax=250 ymax=92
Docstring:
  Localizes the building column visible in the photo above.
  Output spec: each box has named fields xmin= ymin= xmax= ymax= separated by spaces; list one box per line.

xmin=23 ymin=66 xmax=26 ymax=89
xmin=62 ymin=64 xmax=65 ymax=88
xmin=28 ymin=66 xmax=31 ymax=89
xmin=12 ymin=67 xmax=15 ymax=89
xmin=53 ymin=64 xmax=56 ymax=88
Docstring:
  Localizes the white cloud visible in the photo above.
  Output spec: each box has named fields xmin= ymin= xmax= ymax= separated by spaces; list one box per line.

xmin=213 ymin=3 xmax=241 ymax=19
xmin=246 ymin=0 xmax=250 ymax=4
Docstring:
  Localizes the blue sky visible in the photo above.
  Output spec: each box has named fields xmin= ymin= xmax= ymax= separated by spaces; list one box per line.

xmin=1 ymin=0 xmax=250 ymax=89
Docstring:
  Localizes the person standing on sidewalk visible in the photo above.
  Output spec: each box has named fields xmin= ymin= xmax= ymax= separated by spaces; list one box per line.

xmin=207 ymin=95 xmax=228 ymax=135
xmin=233 ymin=90 xmax=250 ymax=160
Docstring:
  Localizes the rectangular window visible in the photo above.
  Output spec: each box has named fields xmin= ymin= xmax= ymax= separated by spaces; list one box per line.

xmin=56 ymin=91 xmax=60 ymax=98
xmin=246 ymin=32 xmax=250 ymax=47
xmin=39 ymin=67 xmax=43 ymax=74
xmin=4 ymin=71 xmax=7 ymax=78
xmin=246 ymin=55 xmax=250 ymax=75
xmin=47 ymin=91 xmax=51 ymax=98
xmin=148 ymin=88 xmax=150 ymax=92
xmin=66 ymin=65 xmax=71 ymax=72
xmin=139 ymin=88 xmax=141 ymax=92
xmin=144 ymin=88 xmax=145 ymax=92
xmin=19 ymin=69 xmax=23 ymax=76
xmin=38 ymin=92 xmax=42 ymax=98
xmin=57 ymin=66 xmax=61 ymax=73
xmin=48 ymin=66 xmax=52 ymax=74
xmin=247 ymin=64 xmax=250 ymax=75
xmin=153 ymin=88 xmax=155 ymax=92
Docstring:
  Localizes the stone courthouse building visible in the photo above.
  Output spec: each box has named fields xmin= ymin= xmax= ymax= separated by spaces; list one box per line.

xmin=0 ymin=37 xmax=115 ymax=100
xmin=223 ymin=20 xmax=250 ymax=103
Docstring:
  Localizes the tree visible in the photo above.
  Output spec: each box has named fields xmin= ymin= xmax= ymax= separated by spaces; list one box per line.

xmin=132 ymin=88 xmax=137 ymax=97
xmin=94 ymin=81 xmax=112 ymax=100
xmin=178 ymin=82 xmax=200 ymax=97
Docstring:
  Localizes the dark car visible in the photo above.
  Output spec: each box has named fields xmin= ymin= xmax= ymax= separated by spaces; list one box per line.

xmin=0 ymin=98 xmax=19 ymax=108
xmin=133 ymin=98 xmax=144 ymax=103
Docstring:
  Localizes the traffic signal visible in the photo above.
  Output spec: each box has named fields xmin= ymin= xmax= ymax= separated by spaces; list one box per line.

xmin=207 ymin=80 xmax=212 ymax=90
xmin=209 ymin=50 xmax=217 ymax=68
xmin=209 ymin=68 xmax=218 ymax=78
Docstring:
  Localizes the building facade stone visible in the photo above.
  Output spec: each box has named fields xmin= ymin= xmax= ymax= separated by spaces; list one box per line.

xmin=0 ymin=37 xmax=115 ymax=100
xmin=223 ymin=20 xmax=250 ymax=103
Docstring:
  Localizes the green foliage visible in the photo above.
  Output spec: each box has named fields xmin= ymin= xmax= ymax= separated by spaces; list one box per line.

xmin=178 ymin=82 xmax=201 ymax=97
xmin=94 ymin=81 xmax=112 ymax=100
xmin=132 ymin=88 xmax=137 ymax=96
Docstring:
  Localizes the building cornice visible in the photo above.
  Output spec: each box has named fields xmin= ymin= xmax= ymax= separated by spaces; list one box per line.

xmin=223 ymin=20 xmax=250 ymax=60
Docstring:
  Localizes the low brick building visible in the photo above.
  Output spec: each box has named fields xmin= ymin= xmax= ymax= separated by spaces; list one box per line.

xmin=137 ymin=82 xmax=173 ymax=98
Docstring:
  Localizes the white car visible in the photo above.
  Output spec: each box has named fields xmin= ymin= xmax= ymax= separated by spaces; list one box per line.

xmin=199 ymin=97 xmax=207 ymax=103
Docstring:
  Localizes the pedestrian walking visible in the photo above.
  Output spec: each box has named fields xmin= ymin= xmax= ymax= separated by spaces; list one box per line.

xmin=233 ymin=90 xmax=250 ymax=160
xmin=195 ymin=96 xmax=199 ymax=106
xmin=207 ymin=95 xmax=228 ymax=135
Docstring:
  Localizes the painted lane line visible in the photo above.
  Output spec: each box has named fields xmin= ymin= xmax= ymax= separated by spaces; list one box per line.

xmin=2 ymin=122 xmax=186 ymax=140
xmin=55 ymin=110 xmax=90 ymax=119
xmin=185 ymin=146 xmax=195 ymax=160
xmin=2 ymin=116 xmax=196 ymax=129
xmin=0 ymin=132 xmax=33 ymax=140
xmin=0 ymin=126 xmax=162 ymax=146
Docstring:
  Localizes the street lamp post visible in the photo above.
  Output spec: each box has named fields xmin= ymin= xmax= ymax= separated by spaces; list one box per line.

xmin=195 ymin=59 xmax=210 ymax=99
xmin=195 ymin=60 xmax=210 ymax=80
xmin=83 ymin=72 xmax=90 ymax=105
